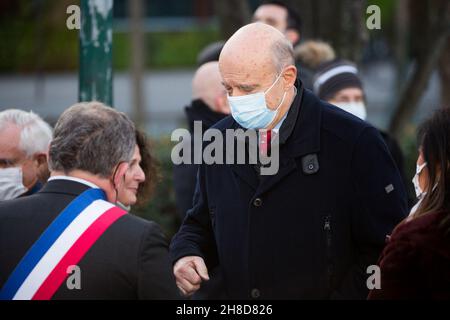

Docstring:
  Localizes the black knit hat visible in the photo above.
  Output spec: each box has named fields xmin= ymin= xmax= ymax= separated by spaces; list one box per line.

xmin=312 ymin=60 xmax=363 ymax=101
xmin=197 ymin=41 xmax=225 ymax=66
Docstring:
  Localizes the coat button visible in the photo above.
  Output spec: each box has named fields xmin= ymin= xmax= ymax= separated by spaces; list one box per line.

xmin=253 ymin=198 xmax=262 ymax=207
xmin=251 ymin=288 xmax=261 ymax=299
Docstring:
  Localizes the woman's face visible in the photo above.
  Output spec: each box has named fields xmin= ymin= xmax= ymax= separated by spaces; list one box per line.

xmin=117 ymin=144 xmax=145 ymax=207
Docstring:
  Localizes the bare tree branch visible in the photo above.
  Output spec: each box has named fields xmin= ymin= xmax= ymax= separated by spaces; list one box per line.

xmin=389 ymin=0 xmax=450 ymax=139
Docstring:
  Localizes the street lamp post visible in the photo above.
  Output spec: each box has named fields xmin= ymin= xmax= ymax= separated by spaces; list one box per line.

xmin=79 ymin=0 xmax=114 ymax=106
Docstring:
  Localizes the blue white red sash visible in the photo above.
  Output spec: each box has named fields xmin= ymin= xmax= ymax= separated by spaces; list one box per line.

xmin=0 ymin=188 xmax=127 ymax=300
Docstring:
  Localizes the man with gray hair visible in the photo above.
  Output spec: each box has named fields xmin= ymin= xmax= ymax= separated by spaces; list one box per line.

xmin=0 ymin=109 xmax=53 ymax=201
xmin=170 ymin=23 xmax=408 ymax=299
xmin=0 ymin=102 xmax=179 ymax=300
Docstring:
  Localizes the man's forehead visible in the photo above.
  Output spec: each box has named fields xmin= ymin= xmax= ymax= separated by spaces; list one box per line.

xmin=221 ymin=77 xmax=259 ymax=87
xmin=0 ymin=138 xmax=23 ymax=159
xmin=221 ymin=56 xmax=274 ymax=74
xmin=0 ymin=124 xmax=25 ymax=161
xmin=220 ymin=70 xmax=280 ymax=91
xmin=0 ymin=124 xmax=21 ymax=149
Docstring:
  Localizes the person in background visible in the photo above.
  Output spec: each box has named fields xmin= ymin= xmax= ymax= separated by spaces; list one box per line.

xmin=116 ymin=129 xmax=158 ymax=211
xmin=0 ymin=109 xmax=52 ymax=201
xmin=312 ymin=59 xmax=413 ymax=206
xmin=197 ymin=41 xmax=225 ymax=67
xmin=253 ymin=1 xmax=313 ymax=87
xmin=369 ymin=107 xmax=450 ymax=300
xmin=294 ymin=40 xmax=336 ymax=89
xmin=253 ymin=0 xmax=302 ymax=46
xmin=173 ymin=61 xmax=230 ymax=221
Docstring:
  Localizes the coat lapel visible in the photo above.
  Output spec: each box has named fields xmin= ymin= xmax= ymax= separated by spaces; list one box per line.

xmin=256 ymin=88 xmax=323 ymax=196
xmin=256 ymin=151 xmax=297 ymax=195
xmin=222 ymin=87 xmax=323 ymax=195
xmin=229 ymin=163 xmax=259 ymax=191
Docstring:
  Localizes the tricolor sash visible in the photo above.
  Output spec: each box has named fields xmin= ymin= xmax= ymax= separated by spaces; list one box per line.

xmin=0 ymin=188 xmax=126 ymax=300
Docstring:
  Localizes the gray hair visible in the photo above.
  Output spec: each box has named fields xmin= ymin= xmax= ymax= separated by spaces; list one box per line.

xmin=48 ymin=102 xmax=135 ymax=178
xmin=271 ymin=36 xmax=295 ymax=74
xmin=0 ymin=109 xmax=53 ymax=156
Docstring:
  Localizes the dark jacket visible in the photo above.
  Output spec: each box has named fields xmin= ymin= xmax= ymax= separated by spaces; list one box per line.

xmin=173 ymin=99 xmax=228 ymax=299
xmin=173 ymin=99 xmax=227 ymax=220
xmin=19 ymin=181 xmax=42 ymax=198
xmin=0 ymin=179 xmax=180 ymax=300
xmin=378 ymin=130 xmax=415 ymax=208
xmin=368 ymin=211 xmax=450 ymax=300
xmin=170 ymin=83 xmax=408 ymax=300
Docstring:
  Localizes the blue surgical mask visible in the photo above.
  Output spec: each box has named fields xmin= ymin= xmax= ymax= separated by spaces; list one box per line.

xmin=227 ymin=73 xmax=287 ymax=129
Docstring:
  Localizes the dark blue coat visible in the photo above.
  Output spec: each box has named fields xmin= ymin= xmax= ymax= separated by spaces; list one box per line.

xmin=170 ymin=86 xmax=408 ymax=299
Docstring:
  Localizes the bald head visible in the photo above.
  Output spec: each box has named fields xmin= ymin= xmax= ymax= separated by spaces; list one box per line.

xmin=192 ymin=62 xmax=229 ymax=114
xmin=220 ymin=23 xmax=294 ymax=77
xmin=219 ymin=23 xmax=298 ymax=129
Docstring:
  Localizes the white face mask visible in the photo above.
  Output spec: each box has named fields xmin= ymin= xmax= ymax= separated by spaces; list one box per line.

xmin=412 ymin=162 xmax=427 ymax=199
xmin=0 ymin=167 xmax=28 ymax=201
xmin=409 ymin=162 xmax=439 ymax=218
xmin=333 ymin=101 xmax=367 ymax=121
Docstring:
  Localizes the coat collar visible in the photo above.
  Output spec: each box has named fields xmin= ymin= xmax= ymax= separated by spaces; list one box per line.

xmin=258 ymin=87 xmax=322 ymax=195
xmin=224 ymin=81 xmax=322 ymax=193
xmin=223 ymin=80 xmax=322 ymax=158
xmin=38 ymin=179 xmax=92 ymax=197
xmin=282 ymin=85 xmax=322 ymax=158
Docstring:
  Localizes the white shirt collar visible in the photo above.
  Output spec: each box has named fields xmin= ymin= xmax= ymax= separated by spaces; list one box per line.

xmin=273 ymin=112 xmax=288 ymax=134
xmin=258 ymin=112 xmax=287 ymax=137
xmin=48 ymin=175 xmax=100 ymax=190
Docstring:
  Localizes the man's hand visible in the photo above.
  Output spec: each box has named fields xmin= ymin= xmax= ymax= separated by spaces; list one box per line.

xmin=173 ymin=256 xmax=210 ymax=297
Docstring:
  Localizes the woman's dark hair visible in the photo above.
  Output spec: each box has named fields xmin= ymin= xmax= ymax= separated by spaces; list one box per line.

xmin=414 ymin=107 xmax=450 ymax=235
xmin=135 ymin=129 xmax=160 ymax=207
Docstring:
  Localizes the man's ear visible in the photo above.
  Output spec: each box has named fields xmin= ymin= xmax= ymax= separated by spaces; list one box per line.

xmin=282 ymin=65 xmax=297 ymax=90
xmin=33 ymin=153 xmax=47 ymax=167
xmin=113 ymin=162 xmax=129 ymax=188
xmin=215 ymin=95 xmax=231 ymax=115
xmin=33 ymin=153 xmax=50 ymax=182
xmin=286 ymin=30 xmax=300 ymax=46
xmin=212 ymin=96 xmax=221 ymax=113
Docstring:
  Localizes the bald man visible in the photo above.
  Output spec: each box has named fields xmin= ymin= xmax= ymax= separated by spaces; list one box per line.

xmin=192 ymin=62 xmax=230 ymax=117
xmin=170 ymin=23 xmax=407 ymax=299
